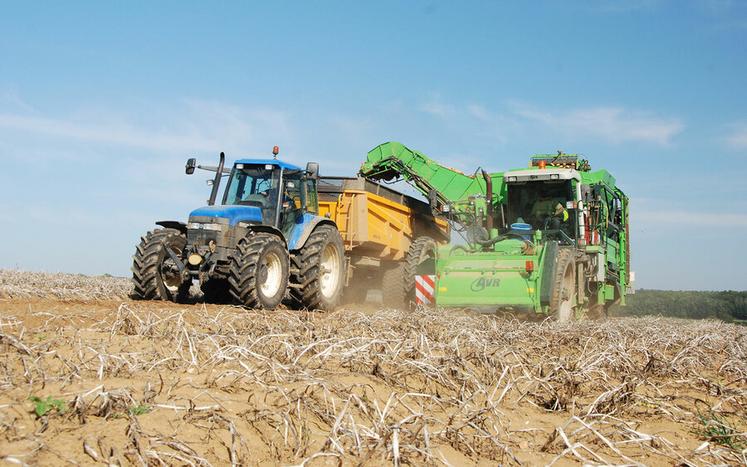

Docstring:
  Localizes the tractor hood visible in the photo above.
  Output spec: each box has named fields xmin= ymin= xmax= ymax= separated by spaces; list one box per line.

xmin=188 ymin=205 xmax=263 ymax=226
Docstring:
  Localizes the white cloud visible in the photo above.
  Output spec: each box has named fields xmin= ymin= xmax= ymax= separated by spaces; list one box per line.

xmin=512 ymin=103 xmax=684 ymax=146
xmin=420 ymin=98 xmax=454 ymax=118
xmin=0 ymin=99 xmax=292 ymax=155
xmin=725 ymin=123 xmax=747 ymax=149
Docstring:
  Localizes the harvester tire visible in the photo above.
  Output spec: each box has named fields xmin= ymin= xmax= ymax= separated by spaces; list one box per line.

xmin=228 ymin=232 xmax=289 ymax=309
xmin=131 ymin=228 xmax=190 ymax=302
xmin=549 ymin=248 xmax=578 ymax=323
xmin=381 ymin=263 xmax=405 ymax=309
xmin=200 ymin=279 xmax=231 ymax=304
xmin=289 ymin=225 xmax=345 ymax=311
xmin=403 ymin=236 xmax=437 ymax=308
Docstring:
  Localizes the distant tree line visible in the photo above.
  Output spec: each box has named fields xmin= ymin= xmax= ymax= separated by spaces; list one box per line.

xmin=611 ymin=289 xmax=747 ymax=322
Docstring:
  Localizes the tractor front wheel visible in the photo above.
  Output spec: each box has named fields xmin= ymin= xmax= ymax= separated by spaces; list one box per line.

xmin=131 ymin=228 xmax=190 ymax=302
xmin=228 ymin=233 xmax=289 ymax=309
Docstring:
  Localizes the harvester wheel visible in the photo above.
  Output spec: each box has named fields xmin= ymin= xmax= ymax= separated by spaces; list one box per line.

xmin=131 ymin=228 xmax=191 ymax=302
xmin=289 ymin=225 xmax=345 ymax=310
xmin=200 ymin=279 xmax=231 ymax=304
xmin=403 ymin=236 xmax=437 ymax=308
xmin=550 ymin=248 xmax=578 ymax=323
xmin=228 ymin=233 xmax=289 ymax=309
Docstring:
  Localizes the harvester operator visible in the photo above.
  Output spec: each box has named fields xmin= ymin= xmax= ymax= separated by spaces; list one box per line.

xmin=548 ymin=202 xmax=569 ymax=230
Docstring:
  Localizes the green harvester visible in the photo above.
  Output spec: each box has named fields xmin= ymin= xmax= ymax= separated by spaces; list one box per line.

xmin=360 ymin=142 xmax=632 ymax=320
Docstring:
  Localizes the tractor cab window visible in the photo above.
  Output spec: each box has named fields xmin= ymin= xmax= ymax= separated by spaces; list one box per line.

xmin=280 ymin=171 xmax=305 ymax=236
xmin=224 ymin=164 xmax=281 ymax=224
xmin=506 ymin=180 xmax=575 ymax=235
xmin=304 ymin=178 xmax=318 ymax=214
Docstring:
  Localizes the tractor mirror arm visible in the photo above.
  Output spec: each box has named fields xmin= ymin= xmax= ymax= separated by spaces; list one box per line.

xmin=197 ymin=165 xmax=231 ymax=174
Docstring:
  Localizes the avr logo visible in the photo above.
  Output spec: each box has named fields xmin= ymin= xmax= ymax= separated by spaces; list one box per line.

xmin=470 ymin=277 xmax=501 ymax=292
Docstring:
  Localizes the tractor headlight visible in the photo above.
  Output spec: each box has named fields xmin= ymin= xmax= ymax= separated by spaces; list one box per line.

xmin=187 ymin=223 xmax=223 ymax=231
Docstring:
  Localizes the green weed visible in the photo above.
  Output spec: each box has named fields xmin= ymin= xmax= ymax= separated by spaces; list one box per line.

xmin=698 ymin=412 xmax=746 ymax=451
xmin=128 ymin=404 xmax=151 ymax=416
xmin=29 ymin=396 xmax=66 ymax=417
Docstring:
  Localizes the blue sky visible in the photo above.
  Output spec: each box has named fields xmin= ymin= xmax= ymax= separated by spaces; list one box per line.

xmin=1 ymin=0 xmax=746 ymax=290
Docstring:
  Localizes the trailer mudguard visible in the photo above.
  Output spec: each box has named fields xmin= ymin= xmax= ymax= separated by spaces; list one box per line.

xmin=287 ymin=214 xmax=337 ymax=250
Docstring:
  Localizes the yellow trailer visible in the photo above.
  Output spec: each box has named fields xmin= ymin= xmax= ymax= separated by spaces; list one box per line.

xmin=317 ymin=177 xmax=449 ymax=306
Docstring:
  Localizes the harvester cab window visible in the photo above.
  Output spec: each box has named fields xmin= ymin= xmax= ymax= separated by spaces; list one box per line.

xmin=224 ymin=164 xmax=281 ymax=224
xmin=506 ymin=181 xmax=575 ymax=235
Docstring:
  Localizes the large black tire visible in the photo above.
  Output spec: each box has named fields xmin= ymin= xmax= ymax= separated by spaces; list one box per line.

xmin=228 ymin=233 xmax=289 ymax=309
xmin=382 ymin=236 xmax=437 ymax=309
xmin=289 ymin=225 xmax=345 ymax=311
xmin=200 ymin=278 xmax=232 ymax=304
xmin=549 ymin=248 xmax=578 ymax=323
xmin=131 ymin=228 xmax=190 ymax=302
xmin=403 ymin=236 xmax=437 ymax=308
xmin=381 ymin=263 xmax=405 ymax=308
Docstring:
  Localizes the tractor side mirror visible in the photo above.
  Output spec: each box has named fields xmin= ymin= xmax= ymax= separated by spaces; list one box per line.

xmin=306 ymin=162 xmax=319 ymax=180
xmin=185 ymin=158 xmax=197 ymax=175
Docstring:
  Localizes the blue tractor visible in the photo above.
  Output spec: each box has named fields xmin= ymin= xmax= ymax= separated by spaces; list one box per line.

xmin=130 ymin=148 xmax=346 ymax=310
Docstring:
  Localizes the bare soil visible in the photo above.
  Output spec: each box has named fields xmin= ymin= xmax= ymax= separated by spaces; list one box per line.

xmin=1 ymin=270 xmax=746 ymax=465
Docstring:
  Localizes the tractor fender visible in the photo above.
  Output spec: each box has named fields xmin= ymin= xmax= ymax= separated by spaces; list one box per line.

xmin=156 ymin=221 xmax=187 ymax=234
xmin=237 ymin=224 xmax=288 ymax=245
xmin=288 ymin=214 xmax=338 ymax=250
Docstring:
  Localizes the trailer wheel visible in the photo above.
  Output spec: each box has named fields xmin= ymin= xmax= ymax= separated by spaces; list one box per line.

xmin=289 ymin=225 xmax=345 ymax=310
xmin=550 ymin=249 xmax=578 ymax=323
xmin=200 ymin=279 xmax=231 ymax=304
xmin=381 ymin=263 xmax=405 ymax=308
xmin=403 ymin=236 xmax=437 ymax=308
xmin=131 ymin=228 xmax=190 ymax=302
xmin=228 ymin=233 xmax=289 ymax=309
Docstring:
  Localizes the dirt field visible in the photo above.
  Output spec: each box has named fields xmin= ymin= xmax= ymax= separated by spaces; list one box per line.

xmin=1 ymin=270 xmax=746 ymax=466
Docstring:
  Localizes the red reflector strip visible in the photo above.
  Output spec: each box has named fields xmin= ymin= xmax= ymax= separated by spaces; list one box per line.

xmin=525 ymin=260 xmax=534 ymax=273
xmin=415 ymin=275 xmax=436 ymax=306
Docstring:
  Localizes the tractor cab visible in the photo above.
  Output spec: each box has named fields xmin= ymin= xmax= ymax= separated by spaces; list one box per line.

xmin=185 ymin=150 xmax=320 ymax=237
xmin=220 ymin=159 xmax=319 ymax=236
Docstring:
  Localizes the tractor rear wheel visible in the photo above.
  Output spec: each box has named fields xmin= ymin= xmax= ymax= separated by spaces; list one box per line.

xmin=131 ymin=228 xmax=190 ymax=302
xmin=549 ymin=248 xmax=578 ymax=323
xmin=228 ymin=233 xmax=289 ymax=309
xmin=289 ymin=225 xmax=345 ymax=310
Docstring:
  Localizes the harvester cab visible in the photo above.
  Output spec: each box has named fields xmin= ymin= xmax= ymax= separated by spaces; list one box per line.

xmin=131 ymin=148 xmax=345 ymax=311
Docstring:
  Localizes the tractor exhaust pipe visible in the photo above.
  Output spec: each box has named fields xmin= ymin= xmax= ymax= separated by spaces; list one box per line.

xmin=482 ymin=170 xmax=493 ymax=232
xmin=208 ymin=152 xmax=225 ymax=206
